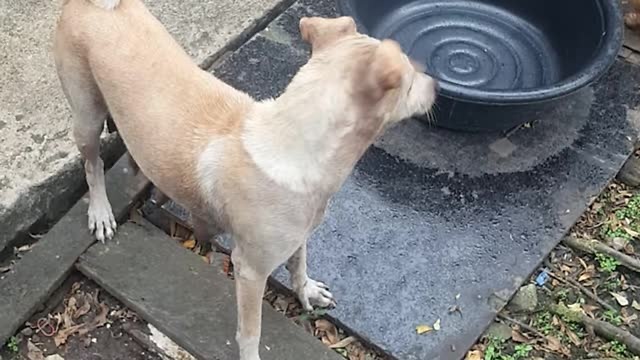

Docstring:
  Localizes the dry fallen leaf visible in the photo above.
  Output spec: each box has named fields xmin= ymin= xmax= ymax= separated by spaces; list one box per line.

xmin=633 ymin=300 xmax=640 ymax=311
xmin=583 ymin=304 xmax=600 ymax=318
xmin=621 ymin=275 xmax=629 ymax=290
xmin=416 ymin=324 xmax=433 ymax=335
xmin=182 ymin=239 xmax=196 ymax=250
xmin=71 ymin=282 xmax=82 ymax=294
xmin=578 ymin=272 xmax=592 ymax=282
xmin=73 ymin=296 xmax=91 ymax=320
xmin=577 ymin=256 xmax=588 ymax=270
xmin=610 ymin=292 xmax=629 ymax=307
xmin=315 ymin=319 xmax=339 ymax=345
xmin=59 ymin=297 xmax=78 ymax=331
xmin=567 ymin=302 xmax=583 ymax=313
xmin=466 ymin=350 xmax=483 ymax=360
xmin=564 ymin=324 xmax=582 ymax=346
xmin=545 ymin=335 xmax=570 ymax=356
xmin=511 ymin=330 xmax=529 ymax=343
xmin=330 ymin=336 xmax=356 ymax=349
xmin=27 ymin=339 xmax=45 ymax=360
xmin=54 ymin=303 xmax=109 ymax=346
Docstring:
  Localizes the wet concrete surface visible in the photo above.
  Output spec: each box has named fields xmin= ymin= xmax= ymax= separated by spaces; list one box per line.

xmin=206 ymin=1 xmax=640 ymax=359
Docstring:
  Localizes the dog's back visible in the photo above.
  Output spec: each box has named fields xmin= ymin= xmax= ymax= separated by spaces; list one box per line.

xmin=55 ymin=0 xmax=254 ymax=216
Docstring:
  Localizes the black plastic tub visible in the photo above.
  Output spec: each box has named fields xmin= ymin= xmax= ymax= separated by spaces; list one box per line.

xmin=338 ymin=0 xmax=624 ymax=132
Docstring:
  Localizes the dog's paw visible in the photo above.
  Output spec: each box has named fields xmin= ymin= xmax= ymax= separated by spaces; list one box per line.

xmin=298 ymin=278 xmax=336 ymax=311
xmin=88 ymin=199 xmax=117 ymax=243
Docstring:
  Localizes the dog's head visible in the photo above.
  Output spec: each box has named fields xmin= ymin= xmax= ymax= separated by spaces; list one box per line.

xmin=298 ymin=16 xmax=438 ymax=131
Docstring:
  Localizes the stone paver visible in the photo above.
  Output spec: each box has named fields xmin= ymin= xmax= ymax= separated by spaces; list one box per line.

xmin=0 ymin=0 xmax=288 ymax=253
xmin=77 ymin=220 xmax=342 ymax=360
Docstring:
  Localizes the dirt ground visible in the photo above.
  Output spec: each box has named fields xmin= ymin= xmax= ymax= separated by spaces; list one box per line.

xmin=0 ymin=274 xmax=160 ymax=360
xmin=468 ymin=178 xmax=640 ymax=360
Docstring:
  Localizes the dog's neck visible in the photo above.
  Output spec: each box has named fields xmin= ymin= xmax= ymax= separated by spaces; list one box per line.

xmin=242 ymin=87 xmax=377 ymax=194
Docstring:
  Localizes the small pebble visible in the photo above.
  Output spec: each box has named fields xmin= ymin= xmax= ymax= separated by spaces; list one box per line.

xmin=32 ymin=335 xmax=40 ymax=342
xmin=21 ymin=327 xmax=34 ymax=337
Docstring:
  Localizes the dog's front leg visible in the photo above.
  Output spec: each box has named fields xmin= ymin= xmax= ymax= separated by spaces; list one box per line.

xmin=232 ymin=249 xmax=267 ymax=360
xmin=286 ymin=243 xmax=336 ymax=311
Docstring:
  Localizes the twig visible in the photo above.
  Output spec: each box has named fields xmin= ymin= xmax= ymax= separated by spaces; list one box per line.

xmin=544 ymin=267 xmax=617 ymax=313
xmin=552 ymin=303 xmax=640 ymax=355
xmin=496 ymin=313 xmax=546 ymax=339
xmin=563 ymin=236 xmax=640 ymax=273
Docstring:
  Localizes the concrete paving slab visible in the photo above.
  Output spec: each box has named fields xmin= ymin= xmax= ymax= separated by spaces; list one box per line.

xmin=77 ymin=220 xmax=343 ymax=360
xmin=0 ymin=0 xmax=289 ymax=253
xmin=0 ymin=154 xmax=150 ymax=346
xmin=210 ymin=1 xmax=640 ymax=358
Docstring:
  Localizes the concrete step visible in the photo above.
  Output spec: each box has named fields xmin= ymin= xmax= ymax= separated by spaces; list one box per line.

xmin=77 ymin=220 xmax=342 ymax=360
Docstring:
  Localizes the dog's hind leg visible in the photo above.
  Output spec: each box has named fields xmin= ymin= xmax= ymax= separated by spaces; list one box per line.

xmin=54 ymin=47 xmax=116 ymax=242
xmin=126 ymin=152 xmax=171 ymax=206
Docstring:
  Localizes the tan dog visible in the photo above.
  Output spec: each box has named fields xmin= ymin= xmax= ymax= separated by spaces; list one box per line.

xmin=53 ymin=0 xmax=437 ymax=359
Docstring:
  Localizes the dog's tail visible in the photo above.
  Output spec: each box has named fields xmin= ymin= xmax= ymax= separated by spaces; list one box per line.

xmin=87 ymin=0 xmax=121 ymax=10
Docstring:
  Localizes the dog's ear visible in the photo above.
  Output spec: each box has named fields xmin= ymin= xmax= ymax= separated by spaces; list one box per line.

xmin=299 ymin=16 xmax=357 ymax=52
xmin=365 ymin=40 xmax=405 ymax=99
